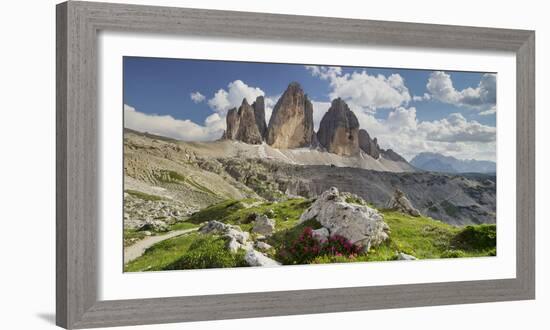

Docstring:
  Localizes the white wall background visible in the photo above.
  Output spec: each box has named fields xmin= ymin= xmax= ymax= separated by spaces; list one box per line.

xmin=0 ymin=0 xmax=547 ymax=329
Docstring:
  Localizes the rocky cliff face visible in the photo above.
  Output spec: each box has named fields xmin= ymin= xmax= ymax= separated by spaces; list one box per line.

xmin=223 ymin=99 xmax=263 ymax=144
xmin=317 ymin=98 xmax=360 ymax=156
xmin=358 ymin=129 xmax=381 ymax=159
xmin=266 ymin=82 xmax=315 ymax=149
xmin=252 ymin=96 xmax=267 ymax=139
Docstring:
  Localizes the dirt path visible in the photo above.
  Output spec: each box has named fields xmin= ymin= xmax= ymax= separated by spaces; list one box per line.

xmin=124 ymin=228 xmax=198 ymax=264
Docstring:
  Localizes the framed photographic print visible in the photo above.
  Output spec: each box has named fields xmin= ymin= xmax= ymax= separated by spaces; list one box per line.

xmin=56 ymin=1 xmax=535 ymax=328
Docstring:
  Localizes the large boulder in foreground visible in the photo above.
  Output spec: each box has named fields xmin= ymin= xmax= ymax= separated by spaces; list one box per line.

xmin=266 ymin=82 xmax=315 ymax=149
xmin=386 ymin=189 xmax=421 ymax=217
xmin=317 ymin=98 xmax=360 ymax=156
xmin=299 ymin=187 xmax=390 ymax=251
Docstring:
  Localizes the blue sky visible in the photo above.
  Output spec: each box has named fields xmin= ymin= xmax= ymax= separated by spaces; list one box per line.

xmin=123 ymin=56 xmax=497 ymax=161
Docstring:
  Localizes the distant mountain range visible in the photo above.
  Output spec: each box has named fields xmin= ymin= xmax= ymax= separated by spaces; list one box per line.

xmin=410 ymin=152 xmax=496 ymax=174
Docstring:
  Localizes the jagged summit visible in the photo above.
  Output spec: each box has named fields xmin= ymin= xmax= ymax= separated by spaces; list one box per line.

xmin=266 ymin=82 xmax=315 ymax=149
xmin=317 ymin=98 xmax=360 ymax=156
xmin=222 ymin=97 xmax=262 ymax=144
xmin=222 ymin=82 xmax=409 ymax=168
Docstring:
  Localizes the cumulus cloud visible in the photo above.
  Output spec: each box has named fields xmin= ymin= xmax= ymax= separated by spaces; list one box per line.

xmin=207 ymin=80 xmax=265 ymax=114
xmin=426 ymin=71 xmax=496 ymax=111
xmin=343 ymin=105 xmax=496 ymax=161
xmin=124 ymin=104 xmax=225 ymax=141
xmin=305 ymin=65 xmax=411 ymax=111
xmin=190 ymin=91 xmax=205 ymax=103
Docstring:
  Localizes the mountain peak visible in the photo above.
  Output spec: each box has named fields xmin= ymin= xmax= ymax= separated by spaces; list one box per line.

xmin=266 ymin=82 xmax=315 ymax=149
xmin=317 ymin=98 xmax=360 ymax=156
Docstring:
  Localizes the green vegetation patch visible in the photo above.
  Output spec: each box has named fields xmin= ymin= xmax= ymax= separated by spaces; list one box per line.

xmin=163 ymin=235 xmax=248 ymax=270
xmin=451 ymin=224 xmax=496 ymax=251
xmin=366 ymin=211 xmax=496 ymax=261
xmin=125 ymin=189 xmax=163 ymax=201
xmin=184 ymin=198 xmax=312 ymax=232
xmin=345 ymin=196 xmax=365 ymax=205
xmin=125 ymin=233 xmax=200 ymax=272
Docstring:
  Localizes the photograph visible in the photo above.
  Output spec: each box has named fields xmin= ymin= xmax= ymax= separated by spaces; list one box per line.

xmin=122 ymin=57 xmax=497 ymax=272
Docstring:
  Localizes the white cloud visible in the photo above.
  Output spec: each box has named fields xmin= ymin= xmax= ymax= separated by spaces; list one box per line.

xmin=305 ymin=66 xmax=411 ymax=111
xmin=479 ymin=106 xmax=497 ymax=116
xmin=346 ymin=106 xmax=496 ymax=161
xmin=124 ymin=104 xmax=225 ymax=141
xmin=305 ymin=66 xmax=342 ymax=81
xmin=426 ymin=71 xmax=496 ymax=111
xmin=418 ymin=113 xmax=496 ymax=143
xmin=207 ymin=80 xmax=265 ymax=114
xmin=190 ymin=91 xmax=205 ymax=103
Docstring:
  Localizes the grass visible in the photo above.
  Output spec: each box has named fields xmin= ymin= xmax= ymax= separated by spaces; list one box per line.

xmin=184 ymin=198 xmax=312 ymax=232
xmin=125 ymin=189 xmax=163 ymax=201
xmin=170 ymin=221 xmax=200 ymax=231
xmin=345 ymin=196 xmax=365 ymax=205
xmin=365 ymin=211 xmax=496 ymax=261
xmin=163 ymin=235 xmax=248 ymax=270
xmin=125 ymin=233 xmax=201 ymax=272
xmin=126 ymin=198 xmax=496 ymax=271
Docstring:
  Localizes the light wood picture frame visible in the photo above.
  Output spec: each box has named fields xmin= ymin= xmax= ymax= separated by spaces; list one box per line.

xmin=56 ymin=1 xmax=535 ymax=328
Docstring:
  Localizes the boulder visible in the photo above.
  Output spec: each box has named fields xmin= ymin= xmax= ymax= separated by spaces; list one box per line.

xmin=317 ymin=98 xmax=360 ymax=156
xmin=386 ymin=189 xmax=421 ymax=217
xmin=200 ymin=220 xmax=253 ymax=252
xmin=252 ymin=214 xmax=276 ymax=236
xmin=396 ymin=252 xmax=417 ymax=260
xmin=299 ymin=187 xmax=390 ymax=251
xmin=266 ymin=82 xmax=315 ymax=148
xmin=312 ymin=227 xmax=330 ymax=242
xmin=358 ymin=129 xmax=381 ymax=159
xmin=244 ymin=249 xmax=281 ymax=267
xmin=254 ymin=241 xmax=273 ymax=251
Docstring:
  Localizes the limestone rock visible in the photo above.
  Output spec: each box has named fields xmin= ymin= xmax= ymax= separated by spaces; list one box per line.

xmin=222 ymin=99 xmax=263 ymax=144
xmin=317 ymin=98 xmax=360 ymax=156
xmin=299 ymin=187 xmax=390 ymax=251
xmin=254 ymin=241 xmax=273 ymax=251
xmin=266 ymin=82 xmax=315 ymax=148
xmin=244 ymin=249 xmax=281 ymax=267
xmin=223 ymin=107 xmax=240 ymax=140
xmin=252 ymin=214 xmax=276 ymax=236
xmin=252 ymin=96 xmax=267 ymax=139
xmin=358 ymin=129 xmax=381 ymax=159
xmin=312 ymin=227 xmax=330 ymax=242
xmin=396 ymin=252 xmax=417 ymax=260
xmin=386 ymin=189 xmax=421 ymax=217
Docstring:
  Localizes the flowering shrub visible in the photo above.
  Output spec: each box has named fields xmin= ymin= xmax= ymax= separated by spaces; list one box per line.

xmin=277 ymin=227 xmax=363 ymax=265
